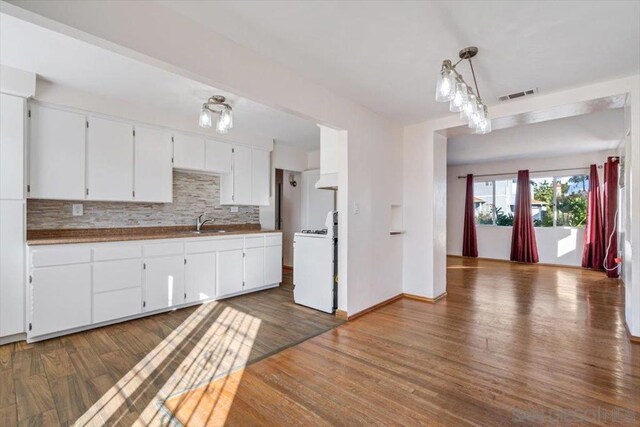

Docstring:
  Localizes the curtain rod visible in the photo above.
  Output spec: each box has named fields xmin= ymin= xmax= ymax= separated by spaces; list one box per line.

xmin=457 ymin=166 xmax=603 ymax=179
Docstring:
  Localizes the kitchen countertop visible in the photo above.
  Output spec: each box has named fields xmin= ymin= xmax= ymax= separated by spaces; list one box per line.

xmin=26 ymin=224 xmax=281 ymax=245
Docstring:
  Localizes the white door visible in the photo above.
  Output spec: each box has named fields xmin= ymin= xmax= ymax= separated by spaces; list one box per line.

xmin=244 ymin=246 xmax=265 ymax=291
xmin=185 ymin=252 xmax=216 ymax=303
xmin=217 ymin=249 xmax=244 ymax=296
xmin=173 ymin=133 xmax=205 ymax=171
xmin=144 ymin=256 xmax=185 ymax=311
xmin=87 ymin=116 xmax=134 ymax=201
xmin=233 ymin=145 xmax=252 ymax=205
xmin=0 ymin=200 xmax=24 ymax=336
xmin=265 ymin=244 xmax=283 ymax=285
xmin=30 ymin=264 xmax=92 ymax=337
xmin=0 ymin=94 xmax=24 ymax=200
xmin=29 ymin=104 xmax=86 ymax=200
xmin=251 ymin=148 xmax=270 ymax=206
xmin=134 ymin=125 xmax=173 ymax=203
xmin=205 ymin=139 xmax=232 ymax=174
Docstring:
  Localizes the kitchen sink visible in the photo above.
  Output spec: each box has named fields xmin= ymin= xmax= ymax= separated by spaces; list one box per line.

xmin=191 ymin=229 xmax=228 ymax=234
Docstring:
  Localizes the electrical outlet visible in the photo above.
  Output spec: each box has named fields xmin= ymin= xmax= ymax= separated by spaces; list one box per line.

xmin=72 ymin=204 xmax=83 ymax=216
xmin=230 ymin=206 xmax=239 ymax=213
xmin=353 ymin=202 xmax=360 ymax=215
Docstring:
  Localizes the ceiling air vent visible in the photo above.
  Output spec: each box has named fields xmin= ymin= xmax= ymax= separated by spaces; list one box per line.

xmin=498 ymin=88 xmax=537 ymax=102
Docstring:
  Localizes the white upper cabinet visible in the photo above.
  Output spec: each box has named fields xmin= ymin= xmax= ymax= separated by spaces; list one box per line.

xmin=251 ymin=148 xmax=270 ymax=206
xmin=220 ymin=145 xmax=271 ymax=206
xmin=134 ymin=125 xmax=173 ymax=203
xmin=205 ymin=139 xmax=232 ymax=174
xmin=173 ymin=133 xmax=205 ymax=171
xmin=29 ymin=104 xmax=86 ymax=200
xmin=87 ymin=116 xmax=134 ymax=201
xmin=0 ymin=94 xmax=24 ymax=200
xmin=232 ymin=145 xmax=253 ymax=205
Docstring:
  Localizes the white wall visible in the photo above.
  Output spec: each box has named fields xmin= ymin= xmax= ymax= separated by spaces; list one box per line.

xmin=282 ymin=171 xmax=301 ymax=267
xmin=5 ymin=1 xmax=405 ymax=315
xmin=447 ymin=151 xmax=614 ymax=266
xmin=307 ymin=150 xmax=320 ymax=170
xmin=34 ymin=80 xmax=274 ymax=151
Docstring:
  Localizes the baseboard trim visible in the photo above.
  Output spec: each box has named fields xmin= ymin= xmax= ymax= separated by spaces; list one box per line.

xmin=403 ymin=292 xmax=447 ymax=303
xmin=339 ymin=294 xmax=404 ymax=321
xmin=447 ymin=254 xmax=586 ymax=270
xmin=624 ymin=320 xmax=640 ymax=344
xmin=335 ymin=309 xmax=348 ymax=320
xmin=337 ymin=291 xmax=448 ymax=320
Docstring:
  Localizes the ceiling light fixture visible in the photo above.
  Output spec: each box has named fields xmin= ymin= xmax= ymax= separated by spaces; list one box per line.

xmin=435 ymin=46 xmax=491 ymax=134
xmin=199 ymin=95 xmax=233 ymax=134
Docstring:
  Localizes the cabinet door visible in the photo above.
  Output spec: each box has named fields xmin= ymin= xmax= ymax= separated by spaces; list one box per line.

xmin=87 ymin=116 xmax=134 ymax=201
xmin=31 ymin=264 xmax=92 ymax=337
xmin=0 ymin=200 xmax=24 ymax=336
xmin=173 ymin=133 xmax=205 ymax=170
xmin=144 ymin=256 xmax=185 ymax=311
xmin=233 ymin=145 xmax=252 ymax=205
xmin=244 ymin=247 xmax=265 ymax=291
xmin=185 ymin=252 xmax=216 ymax=303
xmin=0 ymin=94 xmax=24 ymax=200
xmin=251 ymin=148 xmax=270 ymax=206
xmin=134 ymin=125 xmax=173 ymax=203
xmin=29 ymin=104 xmax=86 ymax=200
xmin=265 ymin=245 xmax=283 ymax=285
xmin=205 ymin=139 xmax=232 ymax=174
xmin=217 ymin=249 xmax=244 ymax=297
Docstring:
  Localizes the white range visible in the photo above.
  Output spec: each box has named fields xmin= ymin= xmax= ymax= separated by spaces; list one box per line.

xmin=293 ymin=211 xmax=337 ymax=313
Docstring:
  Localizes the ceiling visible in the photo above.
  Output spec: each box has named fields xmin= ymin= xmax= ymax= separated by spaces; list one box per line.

xmin=157 ymin=0 xmax=640 ymax=124
xmin=447 ymin=108 xmax=625 ymax=166
xmin=0 ymin=13 xmax=320 ymax=150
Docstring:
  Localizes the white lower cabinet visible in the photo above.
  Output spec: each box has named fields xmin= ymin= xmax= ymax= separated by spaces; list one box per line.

xmin=217 ymin=249 xmax=244 ymax=297
xmin=144 ymin=256 xmax=185 ymax=312
xmin=31 ymin=264 xmax=92 ymax=337
xmin=265 ymin=244 xmax=283 ymax=285
xmin=185 ymin=252 xmax=216 ymax=303
xmin=244 ymin=247 xmax=265 ymax=291
xmin=27 ymin=232 xmax=282 ymax=341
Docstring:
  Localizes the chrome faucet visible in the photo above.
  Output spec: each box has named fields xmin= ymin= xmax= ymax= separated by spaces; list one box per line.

xmin=196 ymin=213 xmax=214 ymax=232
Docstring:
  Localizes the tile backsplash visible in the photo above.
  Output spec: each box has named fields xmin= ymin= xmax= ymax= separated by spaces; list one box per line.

xmin=27 ymin=171 xmax=260 ymax=229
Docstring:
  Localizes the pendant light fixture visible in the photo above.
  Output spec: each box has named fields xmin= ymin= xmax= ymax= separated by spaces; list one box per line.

xmin=435 ymin=47 xmax=491 ymax=134
xmin=199 ymin=95 xmax=233 ymax=134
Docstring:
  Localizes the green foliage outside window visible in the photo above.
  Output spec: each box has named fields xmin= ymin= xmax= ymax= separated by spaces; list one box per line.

xmin=473 ymin=175 xmax=588 ymax=228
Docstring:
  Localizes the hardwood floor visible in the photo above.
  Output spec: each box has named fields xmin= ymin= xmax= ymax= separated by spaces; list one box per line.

xmin=0 ymin=269 xmax=343 ymax=426
xmin=165 ymin=257 xmax=640 ymax=426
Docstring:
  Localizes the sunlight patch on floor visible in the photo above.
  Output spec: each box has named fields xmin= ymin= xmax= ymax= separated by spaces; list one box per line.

xmin=74 ymin=302 xmax=261 ymax=426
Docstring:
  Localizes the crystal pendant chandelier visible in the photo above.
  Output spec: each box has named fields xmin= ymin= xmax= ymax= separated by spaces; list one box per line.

xmin=198 ymin=95 xmax=233 ymax=134
xmin=435 ymin=47 xmax=491 ymax=134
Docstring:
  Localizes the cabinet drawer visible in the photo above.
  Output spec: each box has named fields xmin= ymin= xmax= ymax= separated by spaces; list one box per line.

xmin=244 ymin=236 xmax=264 ymax=249
xmin=93 ymin=287 xmax=142 ymax=324
xmin=93 ymin=244 xmax=142 ymax=261
xmin=93 ymin=259 xmax=142 ymax=293
xmin=265 ymin=234 xmax=282 ymax=247
xmin=186 ymin=240 xmax=220 ymax=254
xmin=143 ymin=242 xmax=184 ymax=257
xmin=31 ymin=246 xmax=91 ymax=267
xmin=213 ymin=238 xmax=245 ymax=252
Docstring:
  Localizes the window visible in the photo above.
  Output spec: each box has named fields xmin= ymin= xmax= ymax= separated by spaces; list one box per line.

xmin=473 ymin=174 xmax=588 ymax=228
xmin=473 ymin=181 xmax=494 ymax=224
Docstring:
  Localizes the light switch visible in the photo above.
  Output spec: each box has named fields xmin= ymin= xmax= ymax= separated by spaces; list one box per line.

xmin=230 ymin=206 xmax=239 ymax=213
xmin=72 ymin=204 xmax=83 ymax=216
